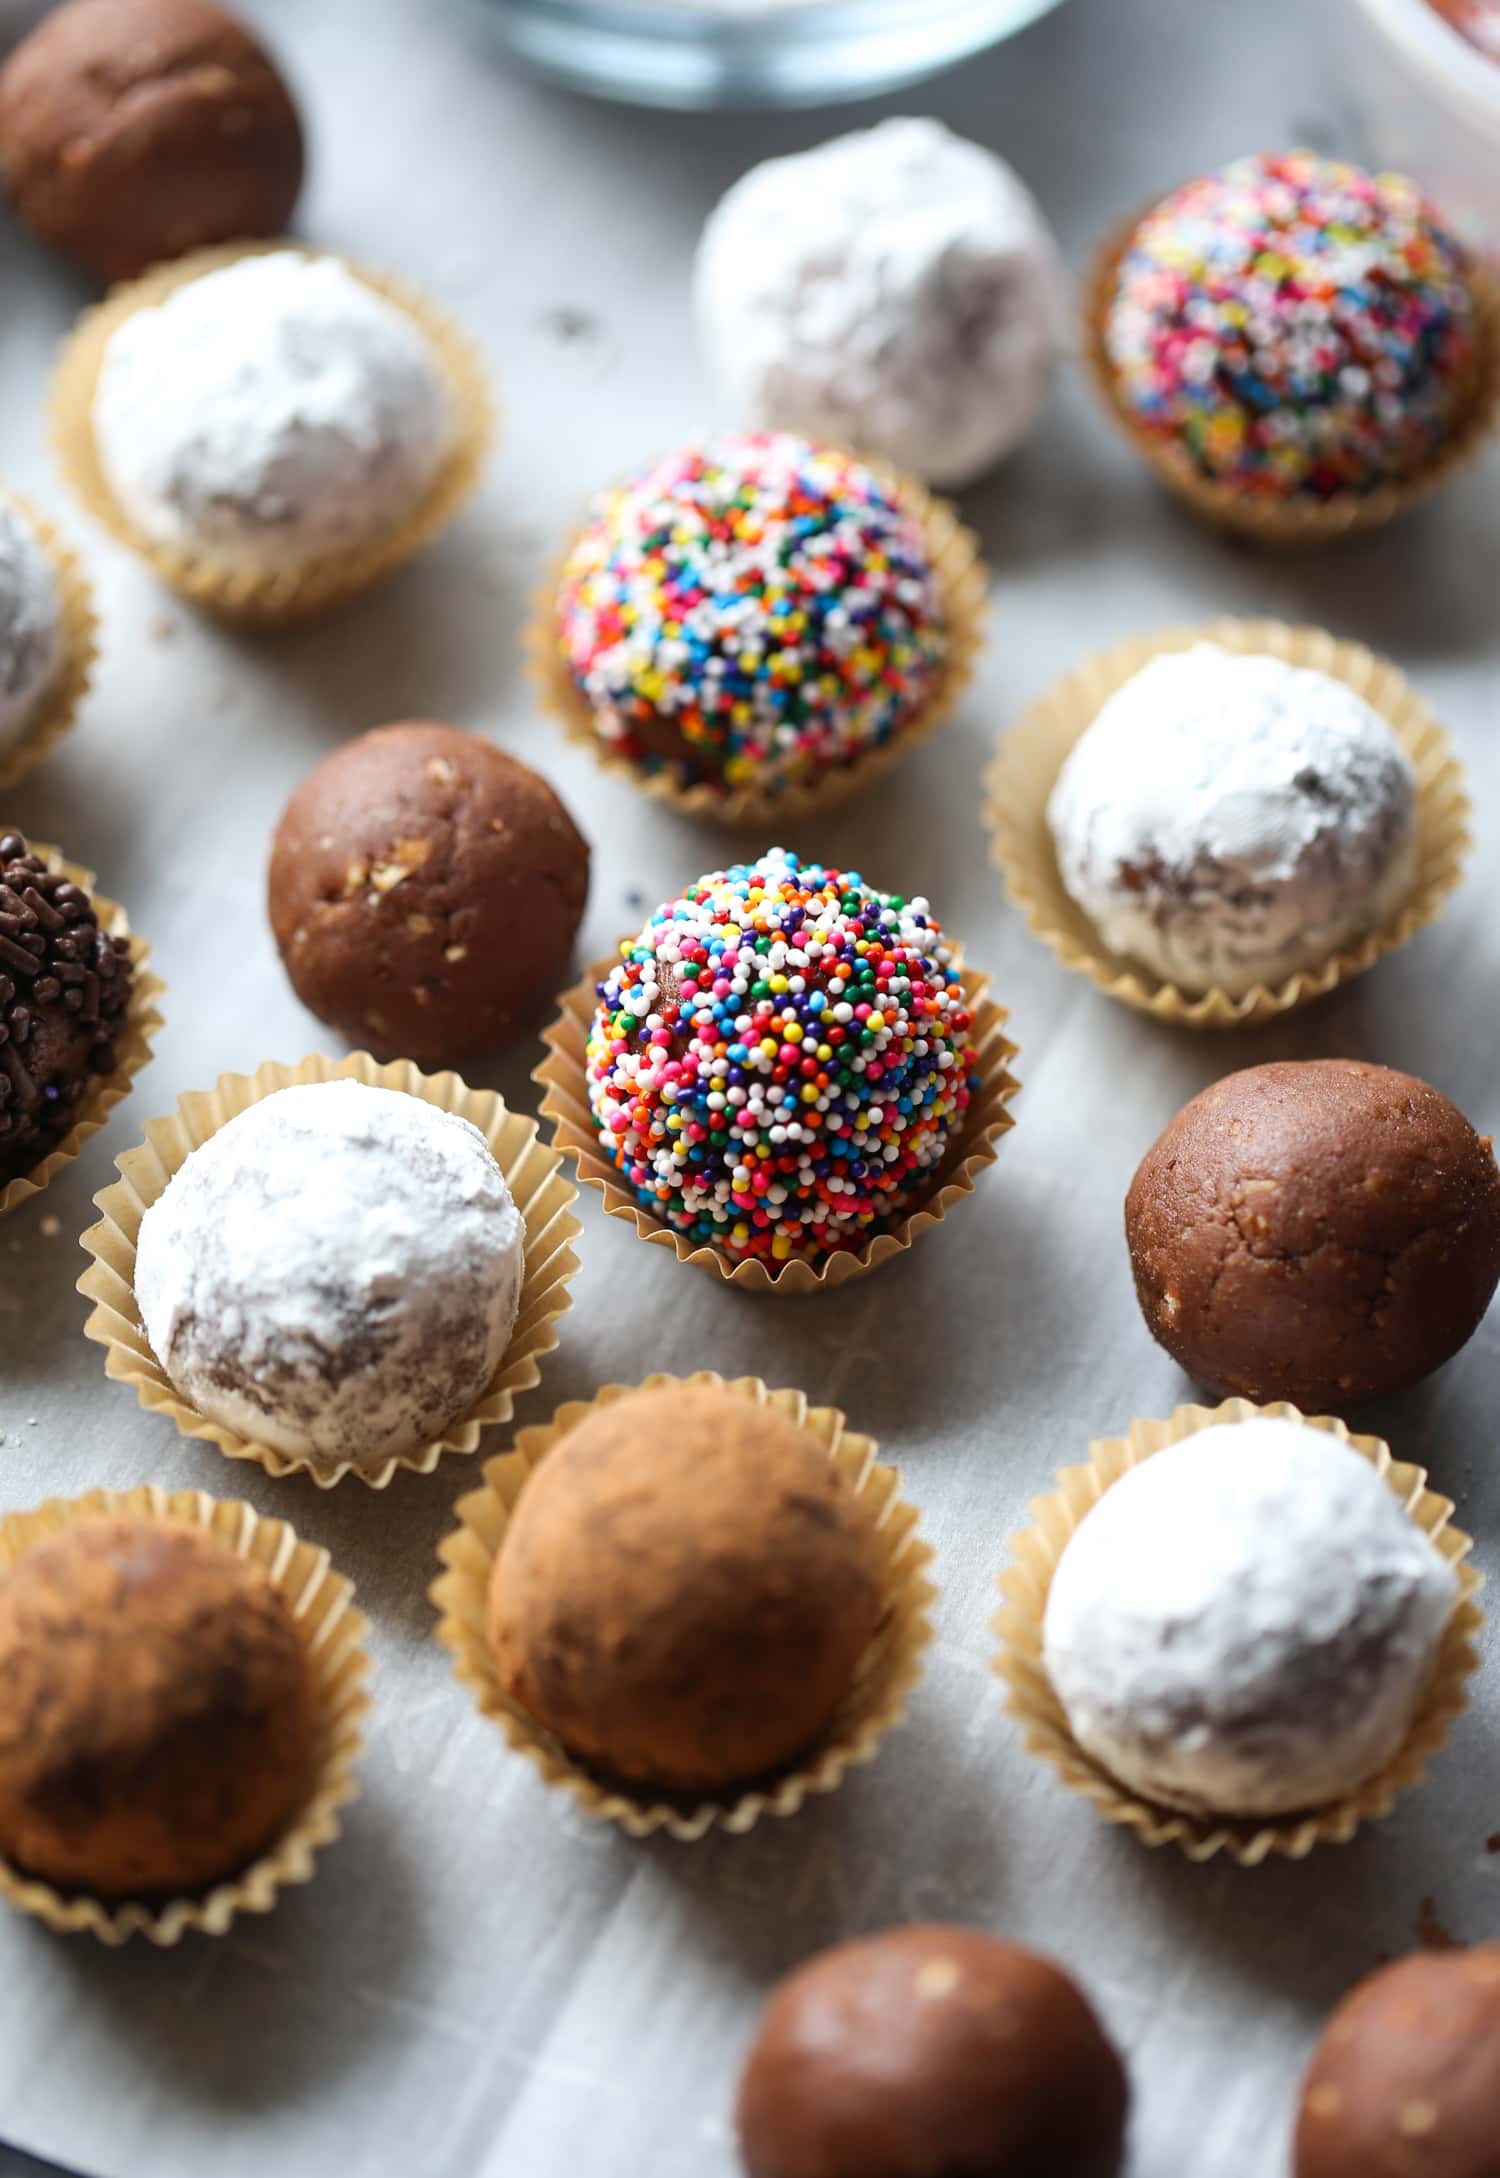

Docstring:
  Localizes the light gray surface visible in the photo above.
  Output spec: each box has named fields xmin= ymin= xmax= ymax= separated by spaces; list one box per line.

xmin=2 ymin=2 xmax=1499 ymax=2175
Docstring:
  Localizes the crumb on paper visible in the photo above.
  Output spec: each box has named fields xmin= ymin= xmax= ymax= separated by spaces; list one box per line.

xmin=39 ymin=1215 xmax=60 ymax=1238
xmin=149 ymin=614 xmax=178 ymax=643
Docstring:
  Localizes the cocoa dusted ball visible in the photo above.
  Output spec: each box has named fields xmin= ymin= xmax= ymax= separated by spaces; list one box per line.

xmin=1126 ymin=1060 xmax=1500 ymax=1411
xmin=488 ymin=1385 xmax=885 ymax=1792
xmin=0 ymin=1518 xmax=315 ymax=1896
xmin=1295 ymin=1946 xmax=1500 ymax=2178
xmin=0 ymin=0 xmax=304 ymax=283
xmin=0 ymin=832 xmax=135 ymax=1188
xmin=736 ymin=1925 xmax=1129 ymax=2178
xmin=268 ymin=722 xmax=589 ymax=1069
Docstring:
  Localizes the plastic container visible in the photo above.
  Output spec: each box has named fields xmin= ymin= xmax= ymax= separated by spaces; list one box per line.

xmin=476 ymin=0 xmax=1070 ymax=110
xmin=1345 ymin=0 xmax=1500 ymax=252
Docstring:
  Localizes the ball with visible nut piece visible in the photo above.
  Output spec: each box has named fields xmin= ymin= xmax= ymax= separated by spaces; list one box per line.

xmin=487 ymin=1384 xmax=885 ymax=1792
xmin=736 ymin=1925 xmax=1129 ymax=2178
xmin=1126 ymin=1060 xmax=1500 ymax=1411
xmin=268 ymin=722 xmax=590 ymax=1068
xmin=0 ymin=1517 xmax=315 ymax=1896
xmin=1295 ymin=1946 xmax=1500 ymax=2178
xmin=0 ymin=0 xmax=304 ymax=284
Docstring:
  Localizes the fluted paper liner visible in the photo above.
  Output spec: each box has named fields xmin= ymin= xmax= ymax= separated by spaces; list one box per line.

xmin=50 ymin=241 xmax=494 ymax=627
xmin=1084 ymin=212 xmax=1500 ymax=546
xmin=0 ymin=842 xmax=163 ymax=1219
xmin=77 ymin=1051 xmax=582 ymax=1489
xmin=0 ymin=1485 xmax=369 ymax=1945
xmin=0 ymin=497 xmax=97 ymax=793
xmin=432 ymin=1371 xmax=936 ymax=1841
xmin=993 ymin=1400 xmax=1482 ymax=1866
xmin=986 ymin=616 xmax=1469 ymax=1028
xmin=526 ymin=462 xmax=987 ymax=828
xmin=535 ymin=953 xmax=1019 ymax=1296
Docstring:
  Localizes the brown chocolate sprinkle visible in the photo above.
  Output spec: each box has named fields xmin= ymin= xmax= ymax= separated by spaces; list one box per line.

xmin=0 ymin=834 xmax=132 ymax=1186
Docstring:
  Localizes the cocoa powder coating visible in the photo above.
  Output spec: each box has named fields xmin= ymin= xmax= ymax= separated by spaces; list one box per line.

xmin=0 ymin=0 xmax=304 ymax=283
xmin=269 ymin=721 xmax=589 ymax=1068
xmin=487 ymin=1385 xmax=885 ymax=1792
xmin=736 ymin=1924 xmax=1129 ymax=2178
xmin=1125 ymin=1060 xmax=1500 ymax=1410
xmin=0 ymin=1518 xmax=315 ymax=1896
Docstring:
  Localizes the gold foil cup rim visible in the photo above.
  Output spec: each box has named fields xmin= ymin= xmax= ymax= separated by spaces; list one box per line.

xmin=77 ymin=1050 xmax=582 ymax=1488
xmin=525 ymin=458 xmax=987 ymax=828
xmin=1083 ymin=211 xmax=1500 ymax=546
xmin=432 ymin=1370 xmax=937 ymax=1840
xmin=0 ymin=841 xmax=163 ymax=1219
xmin=992 ymin=1399 xmax=1483 ymax=1866
xmin=985 ymin=615 xmax=1469 ymax=1028
xmin=49 ymin=241 xmax=495 ymax=627
xmin=0 ymin=496 xmax=97 ymax=793
xmin=534 ymin=951 xmax=1019 ymax=1296
xmin=0 ymin=1484 xmax=369 ymax=1945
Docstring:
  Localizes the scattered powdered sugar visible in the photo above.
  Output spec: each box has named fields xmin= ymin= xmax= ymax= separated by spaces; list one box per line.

xmin=92 ymin=253 xmax=453 ymax=569
xmin=1043 ymin=1421 xmax=1458 ymax=1818
xmin=0 ymin=496 xmax=61 ymax=755
xmin=135 ymin=1080 xmax=525 ymax=1473
xmin=1047 ymin=643 xmax=1418 ymax=996
xmin=694 ymin=118 xmax=1064 ymax=488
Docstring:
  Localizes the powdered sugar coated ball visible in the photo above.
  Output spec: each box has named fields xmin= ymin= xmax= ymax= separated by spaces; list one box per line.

xmin=92 ymin=252 xmax=452 ymax=567
xmin=694 ymin=119 xmax=1064 ymax=488
xmin=135 ymin=1080 xmax=525 ymax=1473
xmin=1043 ymin=1420 xmax=1458 ymax=1817
xmin=1046 ymin=643 xmax=1417 ymax=996
xmin=0 ymin=496 xmax=61 ymax=755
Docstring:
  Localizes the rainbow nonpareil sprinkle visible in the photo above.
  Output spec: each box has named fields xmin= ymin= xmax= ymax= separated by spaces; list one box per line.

xmin=556 ymin=435 xmax=947 ymax=794
xmin=1105 ymin=151 xmax=1478 ymax=499
xmin=585 ymin=848 xmax=977 ymax=1267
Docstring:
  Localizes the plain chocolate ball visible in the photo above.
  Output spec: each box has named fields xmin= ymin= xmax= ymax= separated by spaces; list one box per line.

xmin=737 ymin=1925 xmax=1129 ymax=2178
xmin=1126 ymin=1060 xmax=1500 ymax=1411
xmin=0 ymin=0 xmax=303 ymax=283
xmin=488 ymin=1385 xmax=885 ymax=1792
xmin=268 ymin=722 xmax=590 ymax=1069
xmin=1295 ymin=1947 xmax=1500 ymax=2178
xmin=0 ymin=1518 xmax=315 ymax=1895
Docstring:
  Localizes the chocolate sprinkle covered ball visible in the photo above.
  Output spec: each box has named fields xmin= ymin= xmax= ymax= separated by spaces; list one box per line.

xmin=1295 ymin=1946 xmax=1500 ymax=2178
xmin=0 ymin=833 xmax=133 ymax=1186
xmin=1126 ymin=1060 xmax=1500 ymax=1410
xmin=0 ymin=0 xmax=304 ymax=284
xmin=488 ymin=1383 xmax=885 ymax=1792
xmin=557 ymin=433 xmax=948 ymax=794
xmin=586 ymin=848 xmax=978 ymax=1269
xmin=269 ymin=722 xmax=589 ymax=1067
xmin=736 ymin=1925 xmax=1129 ymax=2178
xmin=1104 ymin=151 xmax=1479 ymax=499
xmin=0 ymin=1517 xmax=314 ymax=1896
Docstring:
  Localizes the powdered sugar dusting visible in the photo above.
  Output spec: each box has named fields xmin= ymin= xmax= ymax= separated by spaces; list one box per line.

xmin=135 ymin=1080 xmax=525 ymax=1472
xmin=0 ymin=496 xmax=61 ymax=755
xmin=1043 ymin=1421 xmax=1458 ymax=1817
xmin=694 ymin=118 xmax=1064 ymax=488
xmin=92 ymin=253 xmax=453 ymax=569
xmin=1047 ymin=643 xmax=1418 ymax=996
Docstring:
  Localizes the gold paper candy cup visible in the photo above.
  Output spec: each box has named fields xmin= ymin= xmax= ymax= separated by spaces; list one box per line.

xmin=0 ymin=496 xmax=97 ymax=793
xmin=535 ymin=953 xmax=1019 ymax=1296
xmin=527 ymin=460 xmax=987 ymax=828
xmin=432 ymin=1370 xmax=937 ymax=1841
xmin=50 ymin=241 xmax=494 ymax=626
xmin=1083 ymin=213 xmax=1500 ymax=547
xmin=77 ymin=1050 xmax=581 ymax=1489
xmin=0 ymin=841 xmax=163 ymax=1220
xmin=0 ymin=1485 xmax=369 ymax=1945
xmin=985 ymin=616 xmax=1469 ymax=1028
xmin=993 ymin=1399 xmax=1482 ymax=1866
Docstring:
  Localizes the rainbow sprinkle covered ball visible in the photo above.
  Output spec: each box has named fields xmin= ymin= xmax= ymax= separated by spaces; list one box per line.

xmin=556 ymin=434 xmax=948 ymax=795
xmin=585 ymin=848 xmax=978 ymax=1268
xmin=1104 ymin=150 xmax=1479 ymax=499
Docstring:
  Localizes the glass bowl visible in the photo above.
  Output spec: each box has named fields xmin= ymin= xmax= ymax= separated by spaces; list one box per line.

xmin=478 ymin=0 xmax=1071 ymax=110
